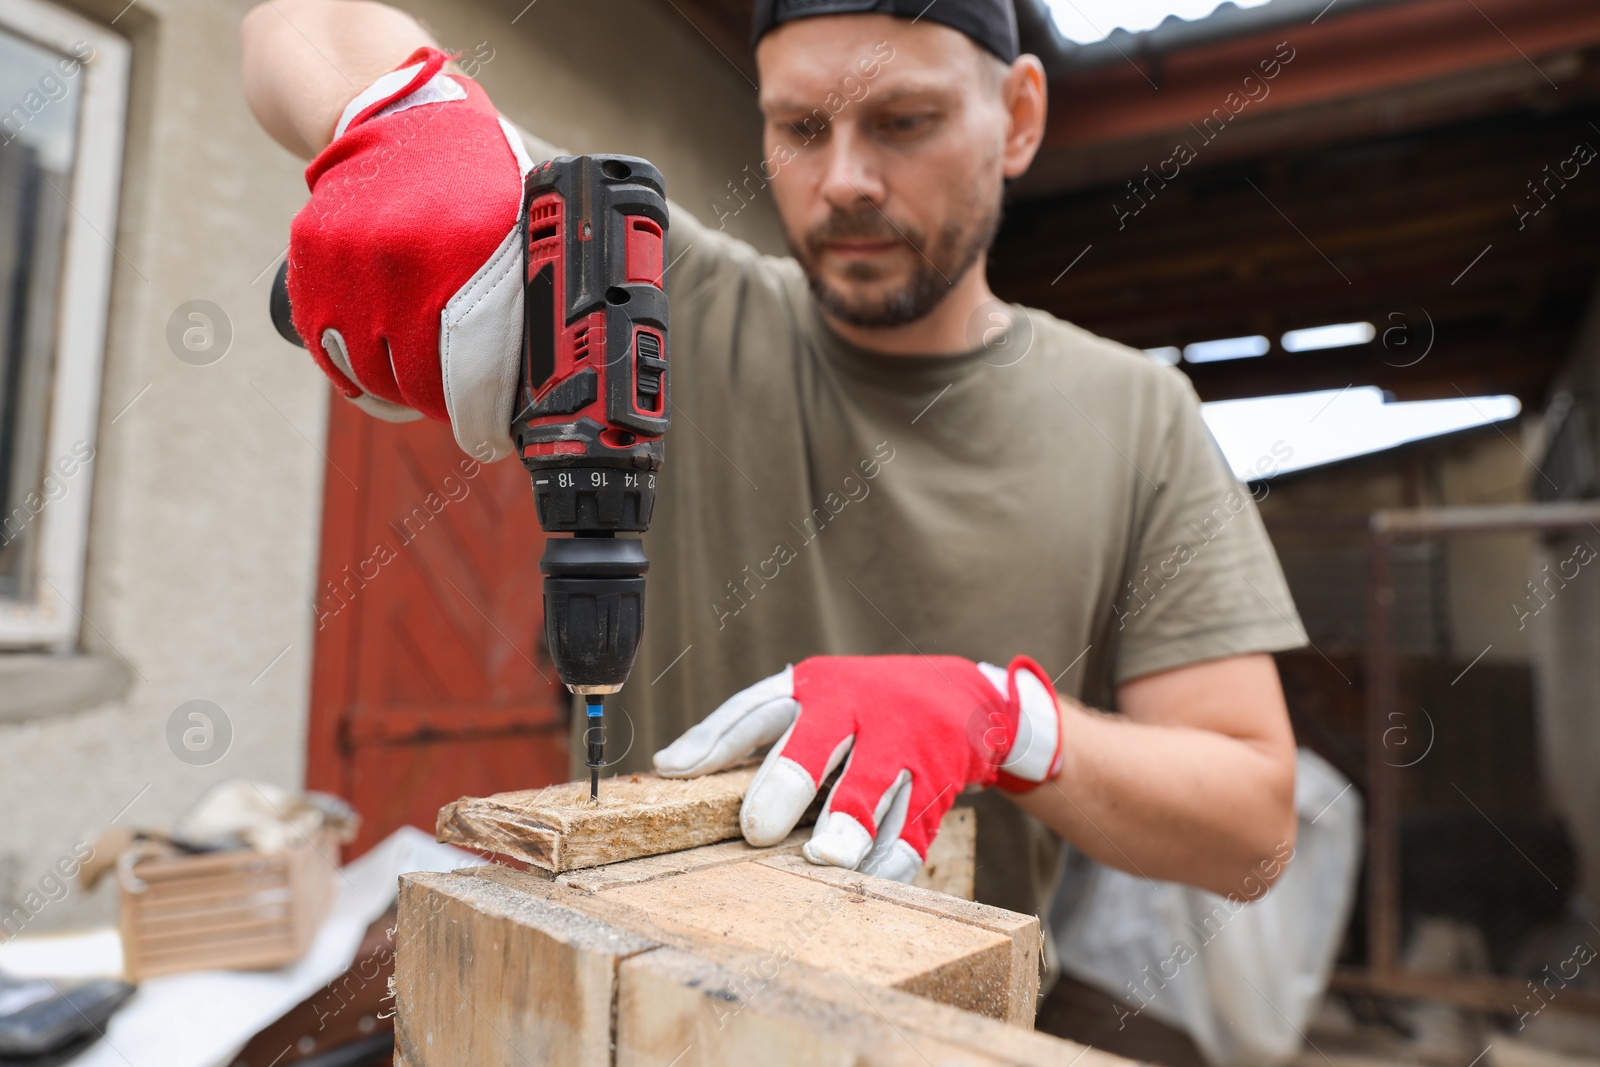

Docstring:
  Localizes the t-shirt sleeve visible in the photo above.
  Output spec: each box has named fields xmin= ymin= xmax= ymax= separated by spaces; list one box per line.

xmin=505 ymin=122 xmax=768 ymax=304
xmin=1112 ymin=371 xmax=1308 ymax=684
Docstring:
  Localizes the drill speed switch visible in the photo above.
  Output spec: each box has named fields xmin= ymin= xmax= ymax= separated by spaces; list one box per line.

xmin=513 ymin=155 xmax=671 ymax=798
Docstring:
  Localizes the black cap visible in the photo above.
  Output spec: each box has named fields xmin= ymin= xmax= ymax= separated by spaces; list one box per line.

xmin=751 ymin=0 xmax=1020 ymax=64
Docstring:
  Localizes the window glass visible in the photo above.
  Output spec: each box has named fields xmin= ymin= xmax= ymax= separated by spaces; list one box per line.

xmin=0 ymin=26 xmax=83 ymax=601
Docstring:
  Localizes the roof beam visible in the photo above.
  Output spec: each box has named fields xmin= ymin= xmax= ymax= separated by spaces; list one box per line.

xmin=1023 ymin=0 xmax=1600 ymax=197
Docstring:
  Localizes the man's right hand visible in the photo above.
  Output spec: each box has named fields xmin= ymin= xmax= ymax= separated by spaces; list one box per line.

xmin=285 ymin=45 xmax=534 ymax=461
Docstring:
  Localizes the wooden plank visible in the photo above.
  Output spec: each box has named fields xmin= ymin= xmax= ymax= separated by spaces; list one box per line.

xmin=917 ymin=806 xmax=975 ymax=900
xmin=771 ymin=955 xmax=1114 ymax=1067
xmin=556 ymin=828 xmax=813 ymax=893
xmin=617 ymin=945 xmax=1116 ymax=1067
xmin=607 ymin=861 xmax=1007 ymax=982
xmin=468 ymin=859 xmax=1030 ymax=1025
xmin=133 ymin=916 xmax=292 ymax=949
xmin=394 ymin=867 xmax=1098 ymax=1064
xmin=758 ymin=855 xmax=1039 ymax=1025
xmin=438 ymin=769 xmax=976 ymax=897
xmin=618 ymin=946 xmax=987 ymax=1066
xmin=132 ymin=891 xmax=294 ymax=922
xmin=554 ymin=808 xmax=974 ymax=899
xmin=596 ymin=862 xmax=1016 ymax=1021
xmin=127 ymin=845 xmax=290 ymax=874
xmin=436 ymin=768 xmax=759 ymax=872
xmin=133 ymin=935 xmax=309 ymax=977
xmin=392 ymin=870 xmax=658 ymax=1067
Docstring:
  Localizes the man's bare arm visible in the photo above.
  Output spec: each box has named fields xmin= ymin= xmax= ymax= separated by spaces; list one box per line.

xmin=241 ymin=0 xmax=437 ymax=159
xmin=1010 ymin=653 xmax=1298 ymax=898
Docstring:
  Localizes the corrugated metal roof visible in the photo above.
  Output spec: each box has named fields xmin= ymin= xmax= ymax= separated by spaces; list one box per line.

xmin=1017 ymin=0 xmax=1414 ymax=73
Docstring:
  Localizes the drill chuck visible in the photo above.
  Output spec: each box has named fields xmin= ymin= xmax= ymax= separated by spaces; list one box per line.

xmin=539 ymin=535 xmax=648 ymax=693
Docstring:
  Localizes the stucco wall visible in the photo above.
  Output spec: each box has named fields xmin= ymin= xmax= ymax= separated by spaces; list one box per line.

xmin=0 ymin=0 xmax=780 ymax=934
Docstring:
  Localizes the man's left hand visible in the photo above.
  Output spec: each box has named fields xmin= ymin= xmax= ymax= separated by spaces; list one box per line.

xmin=652 ymin=655 xmax=1062 ymax=882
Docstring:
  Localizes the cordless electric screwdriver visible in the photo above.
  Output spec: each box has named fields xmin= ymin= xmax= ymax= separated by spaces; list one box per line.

xmin=272 ymin=153 xmax=671 ymax=801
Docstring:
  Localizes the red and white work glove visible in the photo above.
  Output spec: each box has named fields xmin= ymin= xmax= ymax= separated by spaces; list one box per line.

xmin=653 ymin=656 xmax=1063 ymax=883
xmin=286 ymin=47 xmax=533 ymax=461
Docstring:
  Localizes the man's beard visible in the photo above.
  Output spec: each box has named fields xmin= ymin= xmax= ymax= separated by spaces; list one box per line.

xmin=787 ymin=190 xmax=1002 ymax=329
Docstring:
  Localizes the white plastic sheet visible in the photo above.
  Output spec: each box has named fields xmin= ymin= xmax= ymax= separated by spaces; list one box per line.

xmin=1052 ymin=749 xmax=1363 ymax=1067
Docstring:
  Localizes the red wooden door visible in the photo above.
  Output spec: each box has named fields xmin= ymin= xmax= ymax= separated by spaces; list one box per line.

xmin=306 ymin=393 xmax=570 ymax=858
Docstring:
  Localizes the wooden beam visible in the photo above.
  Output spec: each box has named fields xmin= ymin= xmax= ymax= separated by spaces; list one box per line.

xmin=588 ymin=859 xmax=1019 ymax=1020
xmin=467 ymin=844 xmax=1030 ymax=1023
xmin=393 ymin=871 xmax=658 ymax=1067
xmin=1036 ymin=0 xmax=1600 ymax=166
xmin=990 ymin=98 xmax=1600 ymax=406
xmin=456 ymin=817 xmax=1016 ymax=1021
xmin=1018 ymin=56 xmax=1592 ymax=198
xmin=619 ymin=947 xmax=937 ymax=1066
xmin=394 ymin=853 xmax=1077 ymax=1065
xmin=616 ymin=945 xmax=1115 ymax=1066
xmin=910 ymin=806 xmax=975 ymax=899
xmin=759 ymin=854 xmax=1039 ymax=1025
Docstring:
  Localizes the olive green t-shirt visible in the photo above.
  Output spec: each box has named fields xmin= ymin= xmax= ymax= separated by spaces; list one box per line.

xmin=516 ymin=129 xmax=1306 ymax=919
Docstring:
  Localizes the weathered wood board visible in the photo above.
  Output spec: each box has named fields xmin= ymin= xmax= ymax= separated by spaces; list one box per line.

xmin=437 ymin=768 xmax=759 ymax=872
xmin=394 ymin=871 xmax=656 ymax=1066
xmin=394 ymin=864 xmax=1109 ymax=1067
xmin=758 ymin=854 xmax=1040 ymax=1024
xmin=552 ymin=826 xmax=815 ymax=892
xmin=549 ymin=807 xmax=976 ymax=901
xmin=436 ymin=768 xmax=978 ymax=900
xmin=407 ymin=770 xmax=1059 ymax=1063
xmin=912 ymin=806 xmax=976 ymax=899
xmin=595 ymin=859 xmax=1017 ymax=1020
xmin=616 ymin=946 xmax=1128 ymax=1067
xmin=459 ymin=832 xmax=1035 ymax=1026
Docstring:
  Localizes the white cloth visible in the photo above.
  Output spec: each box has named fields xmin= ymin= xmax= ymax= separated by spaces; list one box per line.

xmin=1051 ymin=749 xmax=1363 ymax=1067
xmin=0 ymin=826 xmax=484 ymax=1067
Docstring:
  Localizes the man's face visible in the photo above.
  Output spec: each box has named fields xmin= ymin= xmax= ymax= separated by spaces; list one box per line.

xmin=756 ymin=16 xmax=1011 ymax=329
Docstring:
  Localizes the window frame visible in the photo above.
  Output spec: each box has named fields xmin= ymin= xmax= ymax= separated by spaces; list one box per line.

xmin=0 ymin=0 xmax=129 ymax=648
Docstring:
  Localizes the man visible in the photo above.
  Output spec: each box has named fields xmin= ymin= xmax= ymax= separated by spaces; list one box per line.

xmin=241 ymin=0 xmax=1307 ymax=1041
